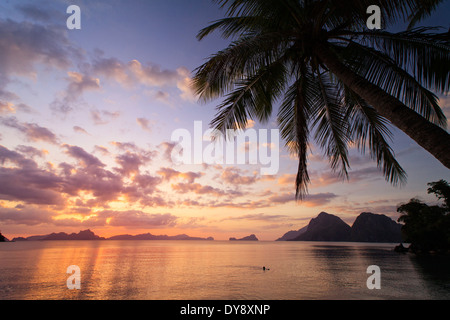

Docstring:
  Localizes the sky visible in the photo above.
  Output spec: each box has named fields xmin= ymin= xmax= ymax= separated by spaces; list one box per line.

xmin=0 ymin=0 xmax=449 ymax=241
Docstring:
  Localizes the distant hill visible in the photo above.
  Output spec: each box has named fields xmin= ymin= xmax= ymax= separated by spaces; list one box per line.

xmin=107 ymin=233 xmax=214 ymax=241
xmin=229 ymin=234 xmax=258 ymax=241
xmin=13 ymin=235 xmax=48 ymax=241
xmin=282 ymin=212 xmax=403 ymax=243
xmin=350 ymin=212 xmax=402 ymax=243
xmin=12 ymin=229 xmax=214 ymax=241
xmin=42 ymin=229 xmax=104 ymax=241
xmin=276 ymin=225 xmax=308 ymax=241
xmin=291 ymin=212 xmax=351 ymax=241
xmin=0 ymin=232 xmax=9 ymax=242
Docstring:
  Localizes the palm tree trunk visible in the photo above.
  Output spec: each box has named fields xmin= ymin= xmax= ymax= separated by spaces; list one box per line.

xmin=315 ymin=44 xmax=450 ymax=169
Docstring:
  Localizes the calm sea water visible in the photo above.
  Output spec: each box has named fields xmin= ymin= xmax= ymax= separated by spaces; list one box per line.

xmin=0 ymin=240 xmax=449 ymax=300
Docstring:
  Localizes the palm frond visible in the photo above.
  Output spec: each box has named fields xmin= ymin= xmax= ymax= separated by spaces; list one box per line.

xmin=343 ymin=87 xmax=408 ymax=186
xmin=192 ymin=32 xmax=288 ymax=102
xmin=210 ymin=57 xmax=288 ymax=133
xmin=312 ymin=71 xmax=351 ymax=178
xmin=335 ymin=39 xmax=447 ymax=127
xmin=278 ymin=70 xmax=312 ymax=199
xmin=347 ymin=28 xmax=450 ymax=94
xmin=407 ymin=0 xmax=445 ymax=29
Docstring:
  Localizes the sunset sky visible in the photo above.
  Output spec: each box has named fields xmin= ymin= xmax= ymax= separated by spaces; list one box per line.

xmin=0 ymin=0 xmax=449 ymax=241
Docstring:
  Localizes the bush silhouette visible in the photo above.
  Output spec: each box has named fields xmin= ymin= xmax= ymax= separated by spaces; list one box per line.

xmin=398 ymin=180 xmax=450 ymax=254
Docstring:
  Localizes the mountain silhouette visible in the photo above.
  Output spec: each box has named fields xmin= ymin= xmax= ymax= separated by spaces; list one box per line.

xmin=291 ymin=212 xmax=351 ymax=241
xmin=229 ymin=234 xmax=259 ymax=241
xmin=107 ymin=233 xmax=214 ymax=240
xmin=12 ymin=229 xmax=214 ymax=241
xmin=276 ymin=225 xmax=308 ymax=241
xmin=350 ymin=212 xmax=402 ymax=242
xmin=283 ymin=211 xmax=403 ymax=242
xmin=41 ymin=229 xmax=104 ymax=240
xmin=0 ymin=231 xmax=9 ymax=242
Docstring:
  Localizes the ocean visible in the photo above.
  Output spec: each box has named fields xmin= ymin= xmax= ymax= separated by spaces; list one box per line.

xmin=1 ymin=240 xmax=449 ymax=300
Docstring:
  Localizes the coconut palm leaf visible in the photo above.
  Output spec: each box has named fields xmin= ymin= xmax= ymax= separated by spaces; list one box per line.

xmin=194 ymin=0 xmax=450 ymax=199
xmin=333 ymin=40 xmax=446 ymax=127
xmin=342 ymin=87 xmax=407 ymax=185
xmin=345 ymin=28 xmax=450 ymax=94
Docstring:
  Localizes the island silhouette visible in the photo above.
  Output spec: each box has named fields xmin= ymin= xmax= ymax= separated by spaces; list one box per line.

xmin=3 ymin=211 xmax=404 ymax=243
xmin=11 ymin=229 xmax=214 ymax=241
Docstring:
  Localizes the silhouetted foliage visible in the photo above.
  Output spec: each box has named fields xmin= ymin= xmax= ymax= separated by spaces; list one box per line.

xmin=397 ymin=180 xmax=450 ymax=254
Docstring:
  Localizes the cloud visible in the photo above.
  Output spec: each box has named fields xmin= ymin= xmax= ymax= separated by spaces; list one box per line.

xmin=0 ymin=174 xmax=64 ymax=205
xmin=15 ymin=145 xmax=47 ymax=158
xmin=303 ymin=193 xmax=339 ymax=207
xmin=0 ymin=100 xmax=35 ymax=115
xmin=93 ymin=145 xmax=110 ymax=155
xmin=91 ymin=56 xmax=196 ymax=101
xmin=59 ymin=167 xmax=125 ymax=205
xmin=171 ymin=182 xmax=242 ymax=197
xmin=136 ymin=117 xmax=154 ymax=132
xmin=0 ymin=101 xmax=14 ymax=114
xmin=67 ymin=72 xmax=101 ymax=93
xmin=133 ymin=174 xmax=162 ymax=190
xmin=176 ymin=66 xmax=197 ymax=102
xmin=73 ymin=126 xmax=90 ymax=135
xmin=91 ymin=109 xmax=120 ymax=125
xmin=63 ymin=144 xmax=105 ymax=168
xmin=52 ymin=210 xmax=178 ymax=228
xmin=277 ymin=174 xmax=296 ymax=186
xmin=0 ymin=18 xmax=71 ymax=79
xmin=157 ymin=167 xmax=180 ymax=181
xmin=50 ymin=71 xmax=101 ymax=115
xmin=219 ymin=167 xmax=258 ymax=185
xmin=0 ymin=18 xmax=76 ymax=114
xmin=114 ymin=151 xmax=153 ymax=177
xmin=0 ymin=143 xmax=164 ymax=217
xmin=91 ymin=57 xmax=131 ymax=86
xmin=308 ymin=166 xmax=383 ymax=188
xmin=157 ymin=167 xmax=203 ymax=183
xmin=0 ymin=206 xmax=56 ymax=226
xmin=0 ymin=145 xmax=65 ymax=205
xmin=267 ymin=191 xmax=338 ymax=207
xmin=0 ymin=205 xmax=178 ymax=228
xmin=222 ymin=213 xmax=291 ymax=222
xmin=110 ymin=141 xmax=140 ymax=151
xmin=128 ymin=59 xmax=180 ymax=86
xmin=157 ymin=141 xmax=177 ymax=163
xmin=0 ymin=116 xmax=59 ymax=144
xmin=15 ymin=103 xmax=35 ymax=114
xmin=0 ymin=145 xmax=38 ymax=167
xmin=267 ymin=192 xmax=296 ymax=204
xmin=154 ymin=90 xmax=170 ymax=103
xmin=100 ymin=211 xmax=177 ymax=227
xmin=349 ymin=167 xmax=383 ymax=182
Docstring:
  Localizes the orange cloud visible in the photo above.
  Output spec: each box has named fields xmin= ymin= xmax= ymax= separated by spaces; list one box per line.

xmin=277 ymin=173 xmax=296 ymax=186
xmin=220 ymin=167 xmax=258 ymax=185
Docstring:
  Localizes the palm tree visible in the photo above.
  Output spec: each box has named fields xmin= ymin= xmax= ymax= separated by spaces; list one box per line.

xmin=192 ymin=0 xmax=450 ymax=199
